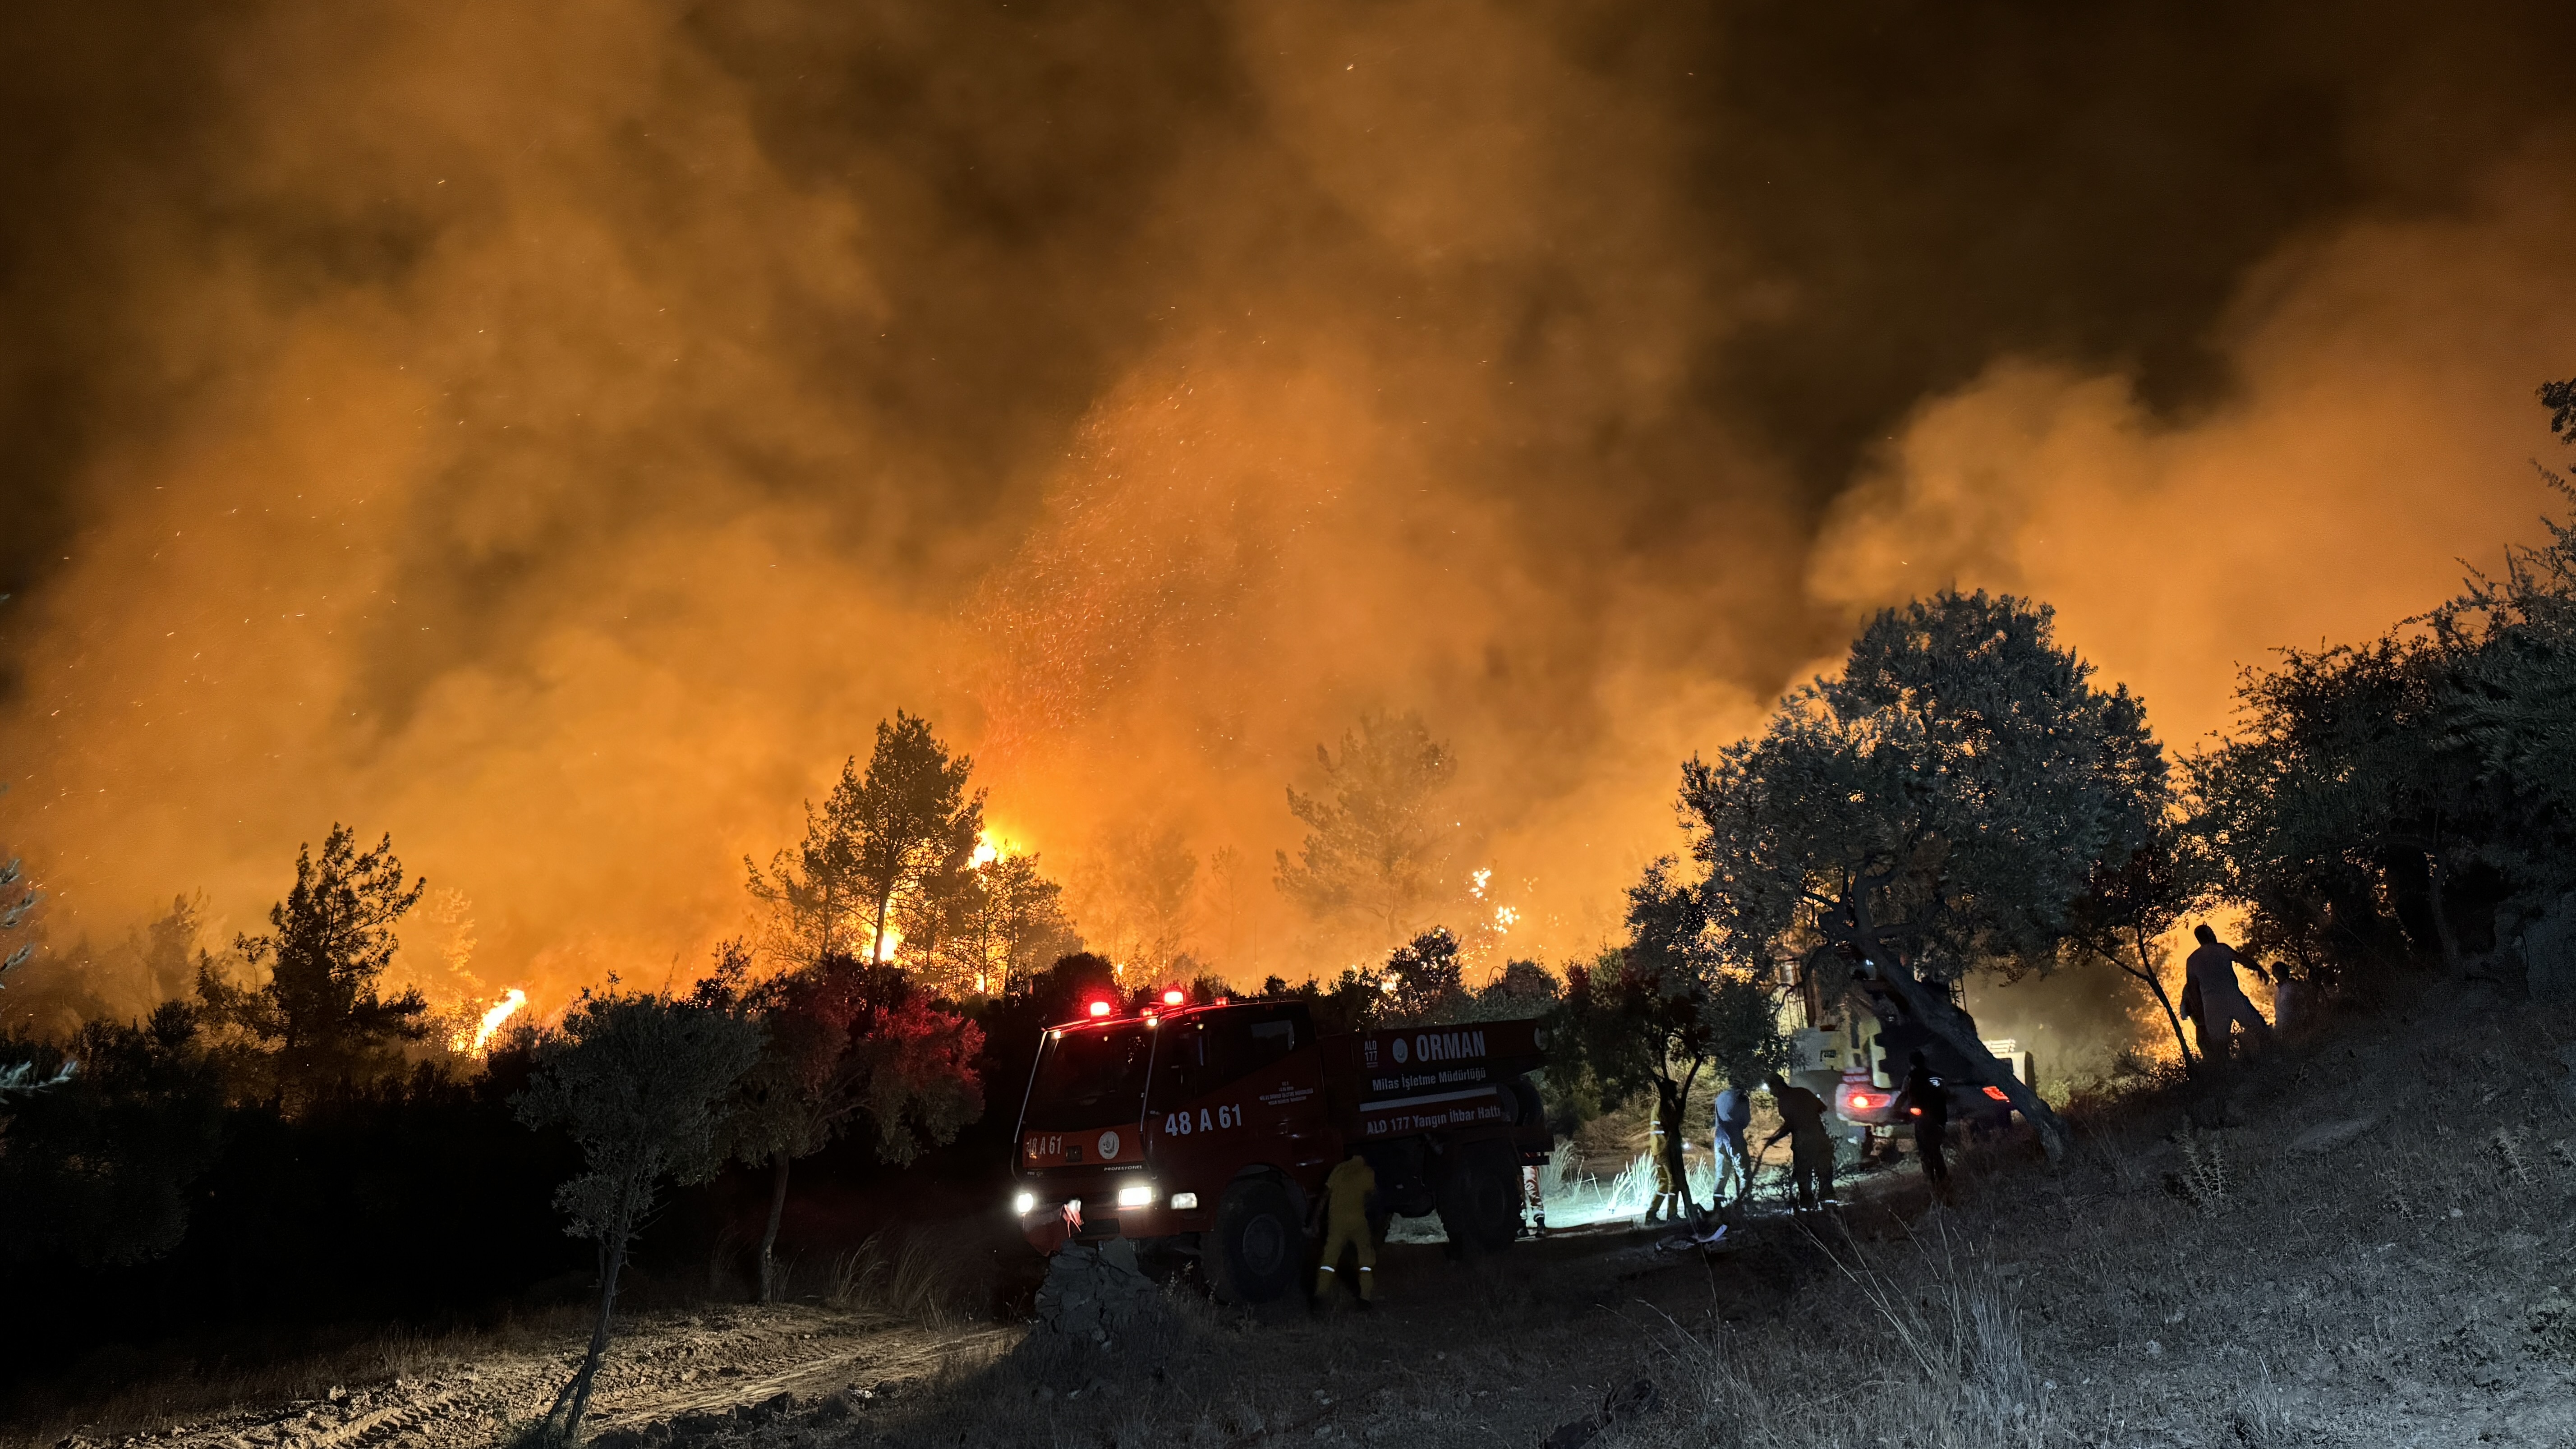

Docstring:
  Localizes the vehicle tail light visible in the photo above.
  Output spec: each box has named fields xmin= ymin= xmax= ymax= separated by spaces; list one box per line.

xmin=1087 ymin=1000 xmax=1113 ymax=1018
xmin=1983 ymin=1085 xmax=2010 ymax=1101
xmin=1848 ymin=1093 xmax=1879 ymax=1110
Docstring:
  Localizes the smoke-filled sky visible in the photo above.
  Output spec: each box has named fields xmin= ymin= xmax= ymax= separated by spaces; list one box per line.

xmin=4 ymin=0 xmax=2573 ymax=1017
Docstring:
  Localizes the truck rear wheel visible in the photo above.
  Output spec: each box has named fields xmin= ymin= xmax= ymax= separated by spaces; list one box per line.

xmin=1435 ymin=1140 xmax=1522 ymax=1255
xmin=1205 ymin=1178 xmax=1302 ymax=1305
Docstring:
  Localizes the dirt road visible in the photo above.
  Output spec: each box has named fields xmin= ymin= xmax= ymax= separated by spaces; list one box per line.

xmin=84 ymin=1309 xmax=1018 ymax=1449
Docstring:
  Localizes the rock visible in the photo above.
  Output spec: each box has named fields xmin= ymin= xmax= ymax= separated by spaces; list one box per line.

xmin=1031 ymin=1240 xmax=1159 ymax=1338
xmin=1540 ymin=1419 xmax=1598 ymax=1449
xmin=2519 ymin=895 xmax=2576 ymax=1003
xmin=1601 ymin=1380 xmax=1659 ymax=1425
xmin=2287 ymin=1117 xmax=2376 ymax=1156
xmin=1539 ymin=1380 xmax=1658 ymax=1449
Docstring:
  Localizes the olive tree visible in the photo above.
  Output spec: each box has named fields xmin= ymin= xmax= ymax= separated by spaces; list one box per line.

xmin=514 ymin=990 xmax=762 ymax=1444
xmin=698 ymin=949 xmax=983 ymax=1304
xmin=1681 ymin=591 xmax=2164 ymax=1162
xmin=1561 ymin=859 xmax=1784 ymax=1216
xmin=2063 ymin=825 xmax=2211 ymax=1070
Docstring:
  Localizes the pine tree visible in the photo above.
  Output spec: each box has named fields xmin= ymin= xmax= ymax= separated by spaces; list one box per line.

xmin=196 ymin=826 xmax=430 ymax=1108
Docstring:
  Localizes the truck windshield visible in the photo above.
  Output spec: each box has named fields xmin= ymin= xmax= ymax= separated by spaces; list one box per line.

xmin=1022 ymin=1022 xmax=1154 ymax=1132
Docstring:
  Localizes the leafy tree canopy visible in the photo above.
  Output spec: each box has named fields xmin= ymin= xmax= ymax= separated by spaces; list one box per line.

xmin=1680 ymin=590 xmax=2164 ymax=1159
xmin=513 ymin=987 xmax=762 ymax=1441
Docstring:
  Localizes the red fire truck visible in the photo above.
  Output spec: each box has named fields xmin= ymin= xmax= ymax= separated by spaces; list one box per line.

xmin=1008 ymin=991 xmax=1553 ymax=1304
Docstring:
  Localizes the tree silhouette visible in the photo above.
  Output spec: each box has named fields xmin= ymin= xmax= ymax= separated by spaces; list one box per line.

xmin=696 ymin=948 xmax=983 ymax=1302
xmin=1560 ymin=860 xmax=1784 ymax=1217
xmin=196 ymin=826 xmax=429 ymax=1108
xmin=750 ymin=714 xmax=984 ymax=971
xmin=0 ymin=854 xmax=71 ymax=1102
xmin=2065 ymin=825 xmax=2211 ymax=1070
xmin=1681 ymin=592 xmax=2164 ymax=1161
xmin=514 ymin=989 xmax=761 ymax=1444
xmin=1378 ymin=927 xmax=1467 ymax=1026
xmin=905 ymin=849 xmax=1081 ymax=998
xmin=1275 ymin=711 xmax=1463 ymax=954
xmin=0 ymin=1001 xmax=224 ymax=1266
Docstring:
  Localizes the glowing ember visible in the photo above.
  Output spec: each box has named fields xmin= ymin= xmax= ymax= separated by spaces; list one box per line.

xmin=465 ymin=988 xmax=528 ymax=1053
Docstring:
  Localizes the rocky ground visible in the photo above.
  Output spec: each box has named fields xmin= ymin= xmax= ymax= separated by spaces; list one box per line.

xmin=18 ymin=976 xmax=2576 ymax=1449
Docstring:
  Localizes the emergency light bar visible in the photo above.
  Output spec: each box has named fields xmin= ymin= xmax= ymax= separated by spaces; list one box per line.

xmin=1087 ymin=1000 xmax=1113 ymax=1017
xmin=1162 ymin=988 xmax=1184 ymax=1006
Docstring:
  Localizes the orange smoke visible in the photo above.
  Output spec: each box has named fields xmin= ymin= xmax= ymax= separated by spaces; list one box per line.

xmin=0 ymin=3 xmax=2568 ymax=1026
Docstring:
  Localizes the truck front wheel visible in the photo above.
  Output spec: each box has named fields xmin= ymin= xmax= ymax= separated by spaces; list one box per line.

xmin=1205 ymin=1178 xmax=1302 ymax=1305
xmin=1435 ymin=1140 xmax=1523 ymax=1255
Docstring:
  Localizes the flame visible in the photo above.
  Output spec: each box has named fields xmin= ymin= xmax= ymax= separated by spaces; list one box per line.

xmin=463 ymin=988 xmax=528 ymax=1053
xmin=970 ymin=832 xmax=1000 ymax=870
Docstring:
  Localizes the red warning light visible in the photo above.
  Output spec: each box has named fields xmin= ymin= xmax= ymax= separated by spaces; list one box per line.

xmin=1983 ymin=1085 xmax=2010 ymax=1101
xmin=1087 ymin=1000 xmax=1113 ymax=1018
xmin=1162 ymin=989 xmax=1185 ymax=1007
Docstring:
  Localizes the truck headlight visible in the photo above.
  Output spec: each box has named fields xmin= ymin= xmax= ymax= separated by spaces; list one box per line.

xmin=1168 ymin=1191 xmax=1198 ymax=1211
xmin=1116 ymin=1183 xmax=1155 ymax=1209
xmin=1012 ymin=1191 xmax=1035 ymax=1215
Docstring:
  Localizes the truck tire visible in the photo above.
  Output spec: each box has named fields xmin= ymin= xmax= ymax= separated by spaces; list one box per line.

xmin=1205 ymin=1178 xmax=1302 ymax=1305
xmin=1435 ymin=1140 xmax=1522 ymax=1255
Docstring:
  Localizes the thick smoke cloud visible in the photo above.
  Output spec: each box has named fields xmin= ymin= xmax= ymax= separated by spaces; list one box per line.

xmin=1 ymin=0 xmax=2570 ymax=1021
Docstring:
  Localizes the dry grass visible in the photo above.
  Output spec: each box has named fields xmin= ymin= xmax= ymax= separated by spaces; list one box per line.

xmin=822 ymin=1229 xmax=967 ymax=1329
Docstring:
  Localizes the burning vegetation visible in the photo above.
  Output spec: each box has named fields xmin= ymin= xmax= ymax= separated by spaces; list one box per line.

xmin=1 ymin=4 xmax=2575 ymax=1440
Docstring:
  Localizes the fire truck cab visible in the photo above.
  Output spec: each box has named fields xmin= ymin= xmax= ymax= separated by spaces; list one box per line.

xmin=1009 ymin=994 xmax=1551 ymax=1304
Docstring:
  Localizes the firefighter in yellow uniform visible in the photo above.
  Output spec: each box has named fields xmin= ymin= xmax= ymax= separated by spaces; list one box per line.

xmin=1645 ymin=1114 xmax=1679 ymax=1223
xmin=1314 ymin=1153 xmax=1378 ymax=1306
